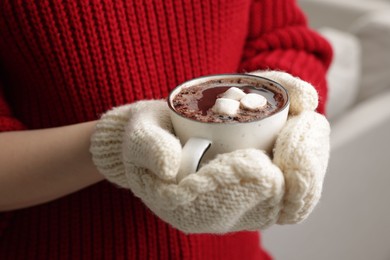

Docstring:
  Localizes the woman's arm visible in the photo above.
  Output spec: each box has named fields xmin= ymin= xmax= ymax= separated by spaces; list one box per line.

xmin=0 ymin=121 xmax=104 ymax=211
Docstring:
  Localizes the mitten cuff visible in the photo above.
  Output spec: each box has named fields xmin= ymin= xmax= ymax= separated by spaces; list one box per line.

xmin=90 ymin=105 xmax=132 ymax=188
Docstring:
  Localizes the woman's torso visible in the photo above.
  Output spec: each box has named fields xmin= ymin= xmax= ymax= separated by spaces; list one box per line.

xmin=0 ymin=0 xmax=271 ymax=259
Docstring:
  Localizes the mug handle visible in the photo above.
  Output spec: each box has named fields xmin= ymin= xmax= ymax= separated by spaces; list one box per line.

xmin=176 ymin=137 xmax=212 ymax=182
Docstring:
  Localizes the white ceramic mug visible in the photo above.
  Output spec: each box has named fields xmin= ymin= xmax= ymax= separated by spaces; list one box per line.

xmin=168 ymin=74 xmax=290 ymax=181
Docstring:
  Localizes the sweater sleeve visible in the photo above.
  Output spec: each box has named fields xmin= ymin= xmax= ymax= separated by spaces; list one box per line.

xmin=0 ymin=81 xmax=25 ymax=132
xmin=239 ymin=0 xmax=333 ymax=114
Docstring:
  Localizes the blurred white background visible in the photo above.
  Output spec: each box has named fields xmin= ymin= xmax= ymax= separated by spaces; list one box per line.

xmin=262 ymin=0 xmax=390 ymax=259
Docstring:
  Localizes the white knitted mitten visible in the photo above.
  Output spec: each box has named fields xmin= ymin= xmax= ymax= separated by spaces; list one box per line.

xmin=90 ymin=71 xmax=330 ymax=233
xmin=248 ymin=71 xmax=331 ymax=224
xmin=90 ymin=100 xmax=182 ymax=186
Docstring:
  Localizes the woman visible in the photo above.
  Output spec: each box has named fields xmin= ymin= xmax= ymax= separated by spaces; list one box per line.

xmin=0 ymin=0 xmax=332 ymax=259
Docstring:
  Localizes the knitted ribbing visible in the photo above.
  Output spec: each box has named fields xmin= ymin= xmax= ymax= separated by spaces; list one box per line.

xmin=0 ymin=0 xmax=332 ymax=259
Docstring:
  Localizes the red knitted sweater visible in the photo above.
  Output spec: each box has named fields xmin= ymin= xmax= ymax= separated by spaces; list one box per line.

xmin=0 ymin=0 xmax=332 ymax=259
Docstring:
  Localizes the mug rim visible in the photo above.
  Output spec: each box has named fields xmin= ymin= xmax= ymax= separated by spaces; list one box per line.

xmin=168 ymin=73 xmax=290 ymax=125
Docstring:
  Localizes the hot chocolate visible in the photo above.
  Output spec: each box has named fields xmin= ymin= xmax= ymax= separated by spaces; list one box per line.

xmin=172 ymin=81 xmax=285 ymax=123
xmin=168 ymin=74 xmax=290 ymax=172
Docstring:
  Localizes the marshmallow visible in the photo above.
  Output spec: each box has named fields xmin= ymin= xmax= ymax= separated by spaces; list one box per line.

xmin=212 ymin=98 xmax=240 ymax=116
xmin=240 ymin=93 xmax=267 ymax=110
xmin=221 ymin=87 xmax=246 ymax=101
